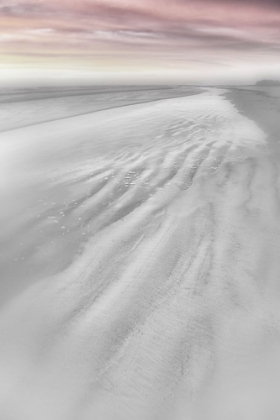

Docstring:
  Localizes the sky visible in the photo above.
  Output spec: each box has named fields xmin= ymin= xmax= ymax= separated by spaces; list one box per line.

xmin=0 ymin=0 xmax=280 ymax=84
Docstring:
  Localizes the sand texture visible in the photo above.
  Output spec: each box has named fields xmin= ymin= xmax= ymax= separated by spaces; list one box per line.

xmin=1 ymin=86 xmax=280 ymax=419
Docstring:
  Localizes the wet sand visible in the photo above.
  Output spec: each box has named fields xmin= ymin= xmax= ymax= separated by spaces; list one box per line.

xmin=1 ymin=86 xmax=280 ymax=420
xmin=0 ymin=86 xmax=200 ymax=132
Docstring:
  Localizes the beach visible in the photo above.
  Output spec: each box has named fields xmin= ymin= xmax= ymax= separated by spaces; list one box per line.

xmin=1 ymin=85 xmax=280 ymax=419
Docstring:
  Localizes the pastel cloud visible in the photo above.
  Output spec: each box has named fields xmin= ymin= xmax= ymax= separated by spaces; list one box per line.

xmin=0 ymin=0 xmax=280 ymax=83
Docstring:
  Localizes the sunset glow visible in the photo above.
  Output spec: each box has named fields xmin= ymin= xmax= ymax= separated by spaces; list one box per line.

xmin=1 ymin=0 xmax=280 ymax=83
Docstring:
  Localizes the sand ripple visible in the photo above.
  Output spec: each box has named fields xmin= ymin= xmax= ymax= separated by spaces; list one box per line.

xmin=0 ymin=89 xmax=280 ymax=420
